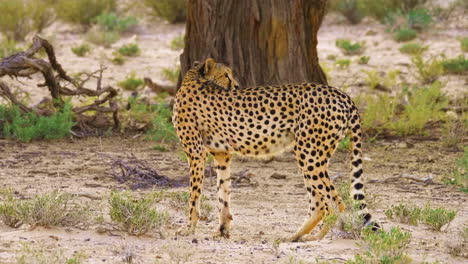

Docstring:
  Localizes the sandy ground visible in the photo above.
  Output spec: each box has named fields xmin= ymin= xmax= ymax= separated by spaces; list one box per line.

xmin=0 ymin=137 xmax=466 ymax=264
xmin=0 ymin=2 xmax=467 ymax=264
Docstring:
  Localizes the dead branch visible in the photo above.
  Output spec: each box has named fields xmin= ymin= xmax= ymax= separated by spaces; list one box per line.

xmin=0 ymin=35 xmax=120 ymax=131
xmin=100 ymin=153 xmax=184 ymax=189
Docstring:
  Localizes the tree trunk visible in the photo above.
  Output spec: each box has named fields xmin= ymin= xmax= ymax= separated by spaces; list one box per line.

xmin=180 ymin=0 xmax=328 ymax=88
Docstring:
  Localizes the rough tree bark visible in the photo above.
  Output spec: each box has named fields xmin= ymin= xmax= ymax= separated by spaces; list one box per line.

xmin=180 ymin=0 xmax=328 ymax=88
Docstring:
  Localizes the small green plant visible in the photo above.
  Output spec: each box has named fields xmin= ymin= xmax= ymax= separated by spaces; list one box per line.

xmin=95 ymin=12 xmax=137 ymax=33
xmin=357 ymin=56 xmax=370 ymax=64
xmin=162 ymin=66 xmax=181 ymax=83
xmin=335 ymin=58 xmax=351 ymax=68
xmin=147 ymin=104 xmax=177 ymax=142
xmin=335 ymin=181 xmax=368 ymax=238
xmin=399 ymin=42 xmax=428 ymax=55
xmin=441 ymin=119 xmax=466 ymax=150
xmin=54 ymin=0 xmax=116 ymax=27
xmin=338 ymin=136 xmax=350 ymax=151
xmin=393 ymin=27 xmax=417 ymax=42
xmin=329 ymin=0 xmax=365 ymax=24
xmin=16 ymin=242 xmax=86 ymax=264
xmin=336 ymin=39 xmax=365 ymax=55
xmin=411 ymin=54 xmax=443 ymax=84
xmin=117 ymin=73 xmax=144 ymax=91
xmin=385 ymin=203 xmax=422 ymax=225
xmin=347 ymin=227 xmax=412 ymax=264
xmin=154 ymin=191 xmax=213 ymax=220
xmin=0 ymin=189 xmax=86 ymax=228
xmin=362 ymin=70 xmax=380 ymax=90
xmin=86 ymin=26 xmax=120 ymax=47
xmin=109 ymin=191 xmax=170 ymax=236
xmin=153 ymin=145 xmax=169 ymax=152
xmin=441 ymin=55 xmax=468 ymax=74
xmin=110 ymin=53 xmax=125 ymax=65
xmin=0 ymin=39 xmax=22 ymax=58
xmin=118 ymin=43 xmax=141 ymax=57
xmin=461 ymin=37 xmax=468 ymax=52
xmin=0 ymin=103 xmax=75 ymax=142
xmin=142 ymin=0 xmax=186 ymax=23
xmin=406 ymin=8 xmax=432 ymax=30
xmin=421 ymin=205 xmax=457 ymax=231
xmin=444 ymin=148 xmax=468 ymax=192
xmin=71 ymin=43 xmax=91 ymax=57
xmin=170 ymin=35 xmax=185 ymax=50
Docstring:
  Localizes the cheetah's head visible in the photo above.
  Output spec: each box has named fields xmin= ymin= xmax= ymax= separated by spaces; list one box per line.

xmin=194 ymin=58 xmax=240 ymax=90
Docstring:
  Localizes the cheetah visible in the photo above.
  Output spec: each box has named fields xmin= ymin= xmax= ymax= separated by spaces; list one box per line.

xmin=172 ymin=58 xmax=376 ymax=242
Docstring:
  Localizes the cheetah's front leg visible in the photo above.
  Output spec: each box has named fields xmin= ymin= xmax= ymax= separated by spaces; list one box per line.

xmin=176 ymin=151 xmax=207 ymax=236
xmin=212 ymin=152 xmax=233 ymax=238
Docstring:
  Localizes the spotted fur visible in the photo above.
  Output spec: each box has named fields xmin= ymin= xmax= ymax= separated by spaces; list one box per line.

xmin=173 ymin=58 xmax=374 ymax=241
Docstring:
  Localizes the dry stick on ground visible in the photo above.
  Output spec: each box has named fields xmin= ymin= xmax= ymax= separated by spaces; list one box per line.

xmin=0 ymin=35 xmax=120 ymax=131
xmin=99 ymin=153 xmax=182 ymax=189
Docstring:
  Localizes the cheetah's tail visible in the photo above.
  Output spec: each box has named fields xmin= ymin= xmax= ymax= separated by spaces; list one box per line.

xmin=349 ymin=105 xmax=380 ymax=231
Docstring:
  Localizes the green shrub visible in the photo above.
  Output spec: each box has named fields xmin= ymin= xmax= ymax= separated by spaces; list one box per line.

xmin=143 ymin=0 xmax=186 ymax=24
xmin=0 ymin=0 xmax=55 ymax=41
xmin=399 ymin=42 xmax=428 ymax=55
xmin=162 ymin=66 xmax=181 ymax=83
xmin=329 ymin=0 xmax=365 ymax=24
xmin=411 ymin=54 xmax=443 ymax=84
xmin=360 ymin=94 xmax=397 ymax=135
xmin=393 ymin=28 xmax=417 ymax=42
xmin=335 ymin=39 xmax=365 ymax=55
xmin=71 ymin=43 xmax=91 ymax=57
xmin=117 ymin=43 xmax=141 ymax=57
xmin=0 ymin=103 xmax=75 ymax=142
xmin=0 ymin=39 xmax=22 ymax=59
xmin=389 ymin=82 xmax=447 ymax=136
xmin=362 ymin=70 xmax=380 ymax=90
xmin=444 ymin=149 xmax=468 ymax=193
xmin=117 ymin=73 xmax=144 ymax=91
xmin=95 ymin=12 xmax=137 ymax=33
xmin=441 ymin=55 xmax=468 ymax=74
xmin=461 ymin=37 xmax=468 ymax=52
xmin=335 ymin=58 xmax=351 ymax=68
xmin=0 ymin=189 xmax=86 ymax=228
xmin=347 ymin=227 xmax=412 ymax=264
xmin=54 ymin=0 xmax=116 ymax=27
xmin=85 ymin=26 xmax=120 ymax=47
xmin=385 ymin=204 xmax=422 ymax=225
xmin=170 ymin=35 xmax=185 ymax=50
xmin=357 ymin=56 xmax=370 ymax=64
xmin=384 ymin=202 xmax=457 ymax=231
xmin=421 ymin=205 xmax=457 ymax=231
xmin=147 ymin=104 xmax=177 ymax=142
xmin=108 ymin=191 xmax=169 ymax=236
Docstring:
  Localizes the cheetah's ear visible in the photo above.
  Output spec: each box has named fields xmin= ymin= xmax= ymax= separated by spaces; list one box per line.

xmin=192 ymin=61 xmax=201 ymax=67
xmin=204 ymin=58 xmax=217 ymax=74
